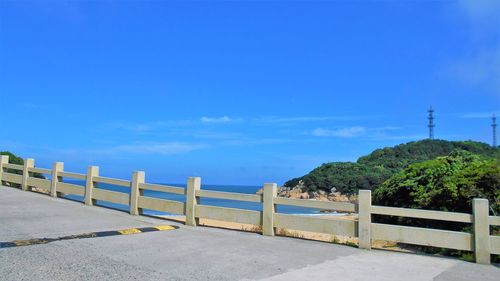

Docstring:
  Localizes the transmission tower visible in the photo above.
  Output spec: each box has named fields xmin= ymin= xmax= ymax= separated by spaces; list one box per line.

xmin=428 ymin=106 xmax=435 ymax=139
xmin=493 ymin=114 xmax=497 ymax=147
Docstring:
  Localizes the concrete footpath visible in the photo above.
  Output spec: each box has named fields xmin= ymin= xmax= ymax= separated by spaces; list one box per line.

xmin=0 ymin=186 xmax=498 ymax=281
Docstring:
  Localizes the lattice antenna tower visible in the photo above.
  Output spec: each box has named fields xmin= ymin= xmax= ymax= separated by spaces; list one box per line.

xmin=493 ymin=114 xmax=497 ymax=147
xmin=428 ymin=106 xmax=435 ymax=140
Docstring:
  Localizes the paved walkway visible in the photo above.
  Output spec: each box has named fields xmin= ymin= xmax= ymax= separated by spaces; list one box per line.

xmin=0 ymin=186 xmax=498 ymax=281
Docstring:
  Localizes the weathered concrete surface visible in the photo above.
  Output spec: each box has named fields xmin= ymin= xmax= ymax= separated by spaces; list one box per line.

xmin=1 ymin=186 xmax=498 ymax=281
xmin=0 ymin=185 xmax=165 ymax=241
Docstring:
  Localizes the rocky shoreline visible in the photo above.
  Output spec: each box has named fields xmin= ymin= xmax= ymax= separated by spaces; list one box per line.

xmin=256 ymin=180 xmax=357 ymax=212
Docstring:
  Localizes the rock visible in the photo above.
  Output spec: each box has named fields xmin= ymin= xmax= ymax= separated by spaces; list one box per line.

xmin=256 ymin=180 xmax=357 ymax=206
xmin=31 ymin=187 xmax=50 ymax=194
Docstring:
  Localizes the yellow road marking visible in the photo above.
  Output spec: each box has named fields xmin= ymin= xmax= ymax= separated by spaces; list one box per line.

xmin=154 ymin=225 xmax=176 ymax=231
xmin=117 ymin=228 xmax=142 ymax=235
xmin=1 ymin=225 xmax=178 ymax=248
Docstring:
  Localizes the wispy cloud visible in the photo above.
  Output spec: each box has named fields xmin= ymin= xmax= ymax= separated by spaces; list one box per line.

xmin=254 ymin=115 xmax=376 ymax=124
xmin=200 ymin=116 xmax=238 ymax=123
xmin=105 ymin=115 xmax=378 ymax=135
xmin=444 ymin=48 xmax=500 ymax=94
xmin=311 ymin=127 xmax=366 ymax=138
xmin=107 ymin=120 xmax=194 ymax=133
xmin=440 ymin=1 xmax=500 ymax=95
xmin=221 ymin=138 xmax=292 ymax=146
xmin=190 ymin=131 xmax=243 ymax=140
xmin=20 ymin=102 xmax=46 ymax=110
xmin=457 ymin=0 xmax=500 ymax=26
xmin=100 ymin=142 xmax=207 ymax=155
xmin=106 ymin=116 xmax=243 ymax=133
xmin=459 ymin=111 xmax=500 ymax=119
xmin=370 ymin=134 xmax=427 ymax=141
xmin=308 ymin=126 xmax=415 ymax=140
xmin=0 ymin=140 xmax=207 ymax=163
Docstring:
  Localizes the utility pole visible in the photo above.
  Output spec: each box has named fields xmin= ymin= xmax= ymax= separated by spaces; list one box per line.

xmin=428 ymin=106 xmax=435 ymax=140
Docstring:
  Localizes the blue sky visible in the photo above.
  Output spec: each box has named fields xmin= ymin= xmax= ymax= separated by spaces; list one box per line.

xmin=0 ymin=0 xmax=499 ymax=185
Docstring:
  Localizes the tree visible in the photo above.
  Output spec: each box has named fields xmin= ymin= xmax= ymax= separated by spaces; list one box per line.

xmin=371 ymin=150 xmax=499 ymax=261
xmin=0 ymin=151 xmax=23 ymax=165
xmin=284 ymin=139 xmax=499 ymax=195
xmin=0 ymin=151 xmax=45 ymax=183
xmin=373 ymin=150 xmax=500 ymax=226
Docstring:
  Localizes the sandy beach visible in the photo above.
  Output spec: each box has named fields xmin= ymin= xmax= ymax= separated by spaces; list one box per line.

xmin=155 ymin=213 xmax=403 ymax=251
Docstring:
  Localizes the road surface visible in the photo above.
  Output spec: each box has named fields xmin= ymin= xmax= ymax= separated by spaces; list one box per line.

xmin=0 ymin=186 xmax=498 ymax=281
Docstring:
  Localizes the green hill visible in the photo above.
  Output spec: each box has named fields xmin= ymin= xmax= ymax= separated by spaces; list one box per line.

xmin=284 ymin=139 xmax=499 ymax=194
xmin=373 ymin=150 xmax=500 ymax=214
xmin=0 ymin=151 xmax=24 ymax=165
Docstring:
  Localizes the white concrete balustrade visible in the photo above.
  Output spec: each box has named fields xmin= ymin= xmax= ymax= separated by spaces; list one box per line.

xmin=0 ymin=155 xmax=498 ymax=264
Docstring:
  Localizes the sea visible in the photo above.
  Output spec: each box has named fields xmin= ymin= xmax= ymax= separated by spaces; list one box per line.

xmin=64 ymin=180 xmax=339 ymax=216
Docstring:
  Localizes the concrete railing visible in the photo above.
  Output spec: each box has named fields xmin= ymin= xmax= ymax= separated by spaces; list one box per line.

xmin=0 ymin=155 xmax=498 ymax=264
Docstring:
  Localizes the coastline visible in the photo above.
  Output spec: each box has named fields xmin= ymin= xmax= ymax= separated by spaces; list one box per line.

xmin=26 ymin=186 xmax=405 ymax=252
xmin=154 ymin=213 xmax=404 ymax=251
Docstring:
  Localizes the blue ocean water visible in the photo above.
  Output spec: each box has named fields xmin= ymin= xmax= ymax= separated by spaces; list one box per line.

xmin=64 ymin=180 xmax=334 ymax=216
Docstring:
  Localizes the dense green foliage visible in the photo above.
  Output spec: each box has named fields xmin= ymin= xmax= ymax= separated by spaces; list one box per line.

xmin=372 ymin=150 xmax=499 ymax=261
xmin=0 ymin=151 xmax=44 ymax=181
xmin=285 ymin=139 xmax=499 ymax=194
xmin=288 ymin=162 xmax=391 ymax=194
xmin=0 ymin=151 xmax=24 ymax=187
xmin=373 ymin=150 xmax=500 ymax=215
xmin=0 ymin=151 xmax=24 ymax=165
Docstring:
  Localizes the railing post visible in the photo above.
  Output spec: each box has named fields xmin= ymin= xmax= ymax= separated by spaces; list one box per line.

xmin=50 ymin=162 xmax=64 ymax=197
xmin=85 ymin=166 xmax=99 ymax=206
xmin=263 ymin=183 xmax=277 ymax=236
xmin=130 ymin=171 xmax=145 ymax=215
xmin=21 ymin=158 xmax=34 ymax=191
xmin=0 ymin=155 xmax=8 ymax=184
xmin=358 ymin=190 xmax=372 ymax=250
xmin=473 ymin=198 xmax=490 ymax=264
xmin=185 ymin=177 xmax=201 ymax=226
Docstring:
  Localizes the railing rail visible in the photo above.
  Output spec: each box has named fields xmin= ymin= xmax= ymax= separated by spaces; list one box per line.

xmin=28 ymin=167 xmax=52 ymax=174
xmin=371 ymin=223 xmax=474 ymax=251
xmin=489 ymin=216 xmax=500 ymax=226
xmin=93 ymin=176 xmax=131 ymax=187
xmin=0 ymin=154 xmax=498 ymax=265
xmin=58 ymin=171 xmax=86 ymax=180
xmin=274 ymin=197 xmax=356 ymax=213
xmin=139 ymin=182 xmax=185 ymax=195
xmin=3 ymin=163 xmax=23 ymax=170
xmin=371 ymin=205 xmax=474 ymax=223
xmin=196 ymin=189 xmax=262 ymax=203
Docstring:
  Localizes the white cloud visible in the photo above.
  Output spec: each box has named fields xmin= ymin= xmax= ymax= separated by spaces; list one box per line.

xmin=444 ymin=48 xmax=500 ymax=94
xmin=370 ymin=134 xmax=427 ymax=141
xmin=105 ymin=116 xmax=240 ymax=134
xmin=221 ymin=138 xmax=292 ymax=146
xmin=254 ymin=115 xmax=375 ymax=124
xmin=311 ymin=127 xmax=366 ymax=138
xmin=439 ymin=1 xmax=500 ymax=95
xmin=0 ymin=140 xmax=207 ymax=164
xmin=107 ymin=115 xmax=379 ymax=134
xmin=20 ymin=102 xmax=45 ymax=110
xmin=309 ymin=126 xmax=413 ymax=140
xmin=190 ymin=131 xmax=243 ymax=140
xmin=458 ymin=0 xmax=500 ymax=26
xmin=107 ymin=120 xmax=194 ymax=133
xmin=105 ymin=142 xmax=207 ymax=155
xmin=200 ymin=116 xmax=235 ymax=123
xmin=371 ymin=126 xmax=402 ymax=132
xmin=460 ymin=111 xmax=500 ymax=119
